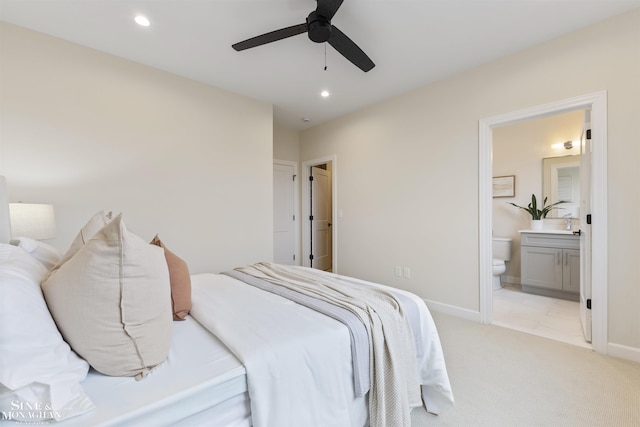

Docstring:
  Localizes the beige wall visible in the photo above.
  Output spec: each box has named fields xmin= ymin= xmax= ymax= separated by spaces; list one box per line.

xmin=493 ymin=110 xmax=583 ymax=280
xmin=300 ymin=10 xmax=640 ymax=351
xmin=0 ymin=23 xmax=274 ymax=273
xmin=274 ymin=124 xmax=300 ymax=163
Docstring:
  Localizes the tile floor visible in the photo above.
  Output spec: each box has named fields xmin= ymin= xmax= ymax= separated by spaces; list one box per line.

xmin=492 ymin=283 xmax=591 ymax=349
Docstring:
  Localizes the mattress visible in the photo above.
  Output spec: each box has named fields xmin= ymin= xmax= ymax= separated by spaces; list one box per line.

xmin=12 ymin=316 xmax=249 ymax=427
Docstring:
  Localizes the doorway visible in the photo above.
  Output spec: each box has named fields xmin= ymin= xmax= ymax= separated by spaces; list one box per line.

xmin=479 ymin=92 xmax=608 ymax=355
xmin=491 ymin=109 xmax=589 ymax=348
xmin=302 ymin=156 xmax=338 ymax=272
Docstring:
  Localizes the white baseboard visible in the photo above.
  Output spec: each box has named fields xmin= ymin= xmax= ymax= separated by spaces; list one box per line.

xmin=607 ymin=342 xmax=640 ymax=364
xmin=423 ymin=299 xmax=480 ymax=322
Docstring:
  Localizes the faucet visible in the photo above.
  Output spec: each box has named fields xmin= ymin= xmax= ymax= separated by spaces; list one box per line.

xmin=563 ymin=213 xmax=573 ymax=230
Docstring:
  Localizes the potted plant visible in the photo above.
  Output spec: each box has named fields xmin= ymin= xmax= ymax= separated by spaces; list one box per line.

xmin=508 ymin=194 xmax=566 ymax=230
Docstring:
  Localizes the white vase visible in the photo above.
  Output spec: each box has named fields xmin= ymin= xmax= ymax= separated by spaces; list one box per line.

xmin=530 ymin=219 xmax=544 ymax=230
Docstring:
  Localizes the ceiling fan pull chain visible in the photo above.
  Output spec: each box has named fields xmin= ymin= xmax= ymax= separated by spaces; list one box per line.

xmin=324 ymin=43 xmax=328 ymax=70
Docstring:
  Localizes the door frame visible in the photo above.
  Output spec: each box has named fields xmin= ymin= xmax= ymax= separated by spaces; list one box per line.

xmin=273 ymin=159 xmax=300 ymax=265
xmin=302 ymin=155 xmax=338 ymax=272
xmin=479 ymin=91 xmax=608 ymax=354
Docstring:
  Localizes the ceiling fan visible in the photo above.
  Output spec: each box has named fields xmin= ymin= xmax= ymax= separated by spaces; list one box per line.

xmin=232 ymin=0 xmax=375 ymax=72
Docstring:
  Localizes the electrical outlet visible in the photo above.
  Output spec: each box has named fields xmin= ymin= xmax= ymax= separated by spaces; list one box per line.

xmin=402 ymin=267 xmax=411 ymax=279
xmin=394 ymin=266 xmax=402 ymax=277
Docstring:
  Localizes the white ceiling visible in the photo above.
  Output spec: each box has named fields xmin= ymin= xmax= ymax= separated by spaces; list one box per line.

xmin=1 ymin=1 xmax=638 ymax=130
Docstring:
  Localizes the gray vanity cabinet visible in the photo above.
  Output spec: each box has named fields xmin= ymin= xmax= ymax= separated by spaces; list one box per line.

xmin=520 ymin=232 xmax=580 ymax=301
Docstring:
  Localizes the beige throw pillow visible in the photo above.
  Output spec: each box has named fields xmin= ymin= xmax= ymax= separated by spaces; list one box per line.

xmin=150 ymin=235 xmax=192 ymax=320
xmin=42 ymin=214 xmax=172 ymax=380
xmin=54 ymin=211 xmax=113 ymax=269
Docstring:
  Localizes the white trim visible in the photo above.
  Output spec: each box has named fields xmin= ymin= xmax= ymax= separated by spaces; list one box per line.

xmin=607 ymin=343 xmax=640 ymax=364
xmin=479 ymin=91 xmax=608 ymax=355
xmin=273 ymin=159 xmax=300 ymax=265
xmin=302 ymin=155 xmax=338 ymax=273
xmin=423 ymin=299 xmax=481 ymax=322
xmin=479 ymin=117 xmax=493 ymax=324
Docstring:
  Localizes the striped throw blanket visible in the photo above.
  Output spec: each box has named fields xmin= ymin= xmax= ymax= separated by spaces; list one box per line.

xmin=235 ymin=262 xmax=421 ymax=427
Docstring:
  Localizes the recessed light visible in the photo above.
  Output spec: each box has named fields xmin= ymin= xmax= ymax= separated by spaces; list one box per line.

xmin=320 ymin=90 xmax=330 ymax=98
xmin=135 ymin=15 xmax=150 ymax=27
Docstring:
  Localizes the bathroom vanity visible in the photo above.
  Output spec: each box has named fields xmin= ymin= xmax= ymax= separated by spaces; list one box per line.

xmin=520 ymin=231 xmax=580 ymax=301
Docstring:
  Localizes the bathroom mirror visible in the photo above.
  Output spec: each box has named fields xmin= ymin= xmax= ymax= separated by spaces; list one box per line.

xmin=542 ymin=155 xmax=580 ymax=218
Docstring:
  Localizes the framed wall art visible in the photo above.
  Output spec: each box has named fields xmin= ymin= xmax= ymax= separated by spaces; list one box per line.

xmin=492 ymin=175 xmax=515 ymax=198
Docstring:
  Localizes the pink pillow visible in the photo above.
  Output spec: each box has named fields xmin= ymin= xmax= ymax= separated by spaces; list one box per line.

xmin=150 ymin=235 xmax=192 ymax=320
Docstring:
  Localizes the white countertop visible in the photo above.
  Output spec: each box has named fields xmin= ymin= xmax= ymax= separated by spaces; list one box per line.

xmin=519 ymin=229 xmax=576 ymax=235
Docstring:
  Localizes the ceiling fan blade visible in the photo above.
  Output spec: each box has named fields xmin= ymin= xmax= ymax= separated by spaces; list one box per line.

xmin=316 ymin=0 xmax=344 ymax=20
xmin=232 ymin=23 xmax=307 ymax=51
xmin=328 ymin=26 xmax=375 ymax=72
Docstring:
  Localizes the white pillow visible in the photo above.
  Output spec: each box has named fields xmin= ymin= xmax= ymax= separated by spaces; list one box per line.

xmin=0 ymin=244 xmax=94 ymax=423
xmin=10 ymin=236 xmax=62 ymax=271
xmin=42 ymin=214 xmax=172 ymax=380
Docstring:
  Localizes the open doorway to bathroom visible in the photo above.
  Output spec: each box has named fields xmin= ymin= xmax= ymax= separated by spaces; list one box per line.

xmin=491 ymin=110 xmax=591 ymax=349
xmin=479 ymin=91 xmax=608 ymax=355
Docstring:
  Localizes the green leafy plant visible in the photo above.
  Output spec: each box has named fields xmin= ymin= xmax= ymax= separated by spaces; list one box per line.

xmin=508 ymin=194 xmax=566 ymax=220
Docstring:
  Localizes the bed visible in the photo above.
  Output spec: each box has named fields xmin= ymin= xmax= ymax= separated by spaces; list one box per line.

xmin=0 ymin=175 xmax=454 ymax=426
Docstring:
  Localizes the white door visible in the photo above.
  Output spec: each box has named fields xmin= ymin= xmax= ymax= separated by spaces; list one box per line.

xmin=310 ymin=166 xmax=332 ymax=271
xmin=579 ymin=110 xmax=592 ymax=342
xmin=273 ymin=162 xmax=296 ymax=265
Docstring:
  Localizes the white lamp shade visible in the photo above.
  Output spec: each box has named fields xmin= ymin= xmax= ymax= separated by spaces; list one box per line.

xmin=9 ymin=203 xmax=56 ymax=240
xmin=0 ymin=176 xmax=10 ymax=244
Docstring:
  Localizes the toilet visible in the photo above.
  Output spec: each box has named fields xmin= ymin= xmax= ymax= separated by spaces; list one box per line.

xmin=492 ymin=237 xmax=512 ymax=290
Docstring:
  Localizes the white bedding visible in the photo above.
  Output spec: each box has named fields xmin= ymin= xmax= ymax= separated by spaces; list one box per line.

xmin=4 ymin=316 xmax=249 ymax=427
xmin=3 ymin=263 xmax=451 ymax=427
xmin=191 ymin=273 xmax=369 ymax=427
xmin=190 ymin=270 xmax=454 ymax=427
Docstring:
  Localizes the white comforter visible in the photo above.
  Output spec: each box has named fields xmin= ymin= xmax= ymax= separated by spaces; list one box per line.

xmin=190 ymin=270 xmax=454 ymax=427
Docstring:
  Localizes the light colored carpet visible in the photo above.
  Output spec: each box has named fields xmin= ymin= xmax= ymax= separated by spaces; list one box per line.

xmin=411 ymin=312 xmax=640 ymax=426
